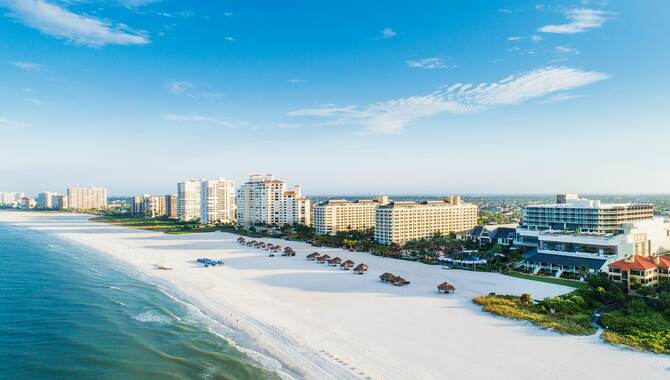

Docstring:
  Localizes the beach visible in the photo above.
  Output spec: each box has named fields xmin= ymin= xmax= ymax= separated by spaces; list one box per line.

xmin=2 ymin=211 xmax=669 ymax=380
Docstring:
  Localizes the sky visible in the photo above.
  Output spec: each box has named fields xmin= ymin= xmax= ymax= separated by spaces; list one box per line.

xmin=1 ymin=0 xmax=669 ymax=196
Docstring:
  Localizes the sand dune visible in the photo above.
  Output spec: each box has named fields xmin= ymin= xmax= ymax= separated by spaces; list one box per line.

xmin=2 ymin=211 xmax=669 ymax=380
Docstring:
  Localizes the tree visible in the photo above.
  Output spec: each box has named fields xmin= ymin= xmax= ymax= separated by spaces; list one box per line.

xmin=520 ymin=293 xmax=533 ymax=305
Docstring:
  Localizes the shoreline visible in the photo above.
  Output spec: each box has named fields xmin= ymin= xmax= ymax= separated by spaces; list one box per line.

xmin=3 ymin=211 xmax=670 ymax=380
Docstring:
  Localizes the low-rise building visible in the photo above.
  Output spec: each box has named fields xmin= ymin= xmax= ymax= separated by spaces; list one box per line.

xmin=313 ymin=196 xmax=389 ymax=235
xmin=608 ymin=255 xmax=670 ymax=288
xmin=374 ymin=196 xmax=478 ymax=245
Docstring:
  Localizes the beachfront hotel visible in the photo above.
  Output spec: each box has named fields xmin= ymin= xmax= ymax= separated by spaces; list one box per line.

xmin=517 ymin=194 xmax=670 ymax=274
xmin=201 ymin=178 xmax=236 ymax=225
xmin=313 ymin=196 xmax=390 ymax=235
xmin=374 ymin=196 xmax=478 ymax=245
xmin=236 ymin=174 xmax=311 ymax=226
xmin=66 ymin=187 xmax=107 ymax=210
xmin=177 ymin=180 xmax=202 ymax=221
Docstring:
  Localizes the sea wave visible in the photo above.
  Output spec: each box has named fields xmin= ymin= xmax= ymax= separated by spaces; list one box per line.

xmin=133 ymin=310 xmax=173 ymax=324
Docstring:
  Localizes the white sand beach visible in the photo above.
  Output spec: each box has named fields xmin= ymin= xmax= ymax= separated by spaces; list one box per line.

xmin=2 ymin=211 xmax=669 ymax=380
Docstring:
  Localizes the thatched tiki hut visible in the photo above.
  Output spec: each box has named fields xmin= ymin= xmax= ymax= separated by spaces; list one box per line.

xmin=392 ymin=276 xmax=410 ymax=286
xmin=317 ymin=254 xmax=331 ymax=263
xmin=379 ymin=272 xmax=396 ymax=282
xmin=306 ymin=252 xmax=320 ymax=261
xmin=328 ymin=257 xmax=342 ymax=266
xmin=237 ymin=237 xmax=246 ymax=244
xmin=437 ymin=281 xmax=455 ymax=294
xmin=246 ymin=240 xmax=257 ymax=246
xmin=282 ymin=247 xmax=296 ymax=257
xmin=340 ymin=260 xmax=355 ymax=270
xmin=353 ymin=263 xmax=368 ymax=274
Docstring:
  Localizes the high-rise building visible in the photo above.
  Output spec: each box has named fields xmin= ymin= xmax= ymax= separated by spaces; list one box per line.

xmin=144 ymin=195 xmax=166 ymax=218
xmin=37 ymin=192 xmax=67 ymax=210
xmin=236 ymin=174 xmax=311 ymax=226
xmin=20 ymin=196 xmax=37 ymax=209
xmin=200 ymin=178 xmax=236 ymax=225
xmin=0 ymin=192 xmax=25 ymax=207
xmin=374 ymin=196 xmax=478 ymax=245
xmin=165 ymin=194 xmax=177 ymax=219
xmin=66 ymin=187 xmax=107 ymax=210
xmin=177 ymin=180 xmax=202 ymax=221
xmin=313 ymin=196 xmax=390 ymax=235
xmin=131 ymin=195 xmax=145 ymax=216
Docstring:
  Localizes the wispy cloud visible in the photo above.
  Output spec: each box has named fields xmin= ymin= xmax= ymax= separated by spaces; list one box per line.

xmin=162 ymin=114 xmax=238 ymax=128
xmin=9 ymin=61 xmax=45 ymax=71
xmin=5 ymin=0 xmax=150 ymax=47
xmin=379 ymin=28 xmax=396 ymax=39
xmin=539 ymin=8 xmax=608 ymax=34
xmin=288 ymin=67 xmax=607 ymax=133
xmin=537 ymin=93 xmax=585 ymax=104
xmin=224 ymin=36 xmax=235 ymax=42
xmin=117 ymin=0 xmax=161 ymax=7
xmin=507 ymin=36 xmax=525 ymax=41
xmin=165 ymin=81 xmax=195 ymax=97
xmin=406 ymin=57 xmax=453 ymax=70
xmin=286 ymin=78 xmax=305 ymax=84
xmin=0 ymin=117 xmax=28 ymax=128
xmin=223 ymin=12 xmax=234 ymax=17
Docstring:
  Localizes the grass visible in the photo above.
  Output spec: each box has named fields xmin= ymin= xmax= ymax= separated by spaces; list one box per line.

xmin=90 ymin=216 xmax=214 ymax=234
xmin=507 ymin=271 xmax=584 ymax=288
xmin=473 ymin=295 xmax=596 ymax=335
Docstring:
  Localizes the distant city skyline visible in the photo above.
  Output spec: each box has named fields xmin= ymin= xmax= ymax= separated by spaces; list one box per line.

xmin=1 ymin=1 xmax=669 ymax=194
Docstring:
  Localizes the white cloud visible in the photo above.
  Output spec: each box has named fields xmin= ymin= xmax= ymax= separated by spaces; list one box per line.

xmin=223 ymin=12 xmax=234 ymax=17
xmin=406 ymin=57 xmax=453 ymax=69
xmin=380 ymin=28 xmax=396 ymax=39
xmin=507 ymin=36 xmax=525 ymax=41
xmin=288 ymin=67 xmax=607 ymax=133
xmin=9 ymin=61 xmax=44 ymax=71
xmin=0 ymin=117 xmax=28 ymax=128
xmin=531 ymin=34 xmax=543 ymax=41
xmin=165 ymin=81 xmax=194 ymax=97
xmin=117 ymin=0 xmax=160 ymax=7
xmin=537 ymin=93 xmax=585 ymax=104
xmin=5 ymin=0 xmax=149 ymax=47
xmin=224 ymin=36 xmax=235 ymax=42
xmin=162 ymin=114 xmax=237 ymax=128
xmin=539 ymin=8 xmax=608 ymax=34
xmin=555 ymin=46 xmax=579 ymax=54
xmin=286 ymin=78 xmax=305 ymax=84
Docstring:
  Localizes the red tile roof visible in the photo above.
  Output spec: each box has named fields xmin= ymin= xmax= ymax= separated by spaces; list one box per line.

xmin=658 ymin=255 xmax=670 ymax=269
xmin=608 ymin=256 xmax=658 ymax=271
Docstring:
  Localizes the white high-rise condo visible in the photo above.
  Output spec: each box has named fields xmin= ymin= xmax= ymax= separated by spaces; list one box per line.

xmin=66 ymin=187 xmax=107 ymax=210
xmin=177 ymin=180 xmax=202 ymax=221
xmin=374 ymin=196 xmax=478 ymax=245
xmin=201 ymin=178 xmax=236 ymax=225
xmin=236 ymin=174 xmax=311 ymax=226
xmin=37 ymin=192 xmax=67 ymax=210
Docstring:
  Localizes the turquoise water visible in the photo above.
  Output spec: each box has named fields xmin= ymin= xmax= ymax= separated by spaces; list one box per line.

xmin=0 ymin=224 xmax=280 ymax=380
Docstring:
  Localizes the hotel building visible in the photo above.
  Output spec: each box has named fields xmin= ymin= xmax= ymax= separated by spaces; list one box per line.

xmin=374 ymin=196 xmax=478 ymax=245
xmin=236 ymin=174 xmax=311 ymax=226
xmin=608 ymin=254 xmax=670 ymax=289
xmin=313 ymin=196 xmax=390 ymax=235
xmin=67 ymin=187 xmax=107 ymax=210
xmin=177 ymin=180 xmax=202 ymax=222
xmin=201 ymin=178 xmax=236 ymax=225
xmin=518 ymin=194 xmax=670 ymax=274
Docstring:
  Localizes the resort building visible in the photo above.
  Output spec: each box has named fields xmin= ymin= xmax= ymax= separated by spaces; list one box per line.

xmin=464 ymin=224 xmax=518 ymax=246
xmin=200 ymin=178 xmax=236 ymax=225
xmin=66 ymin=187 xmax=107 ymax=210
xmin=177 ymin=180 xmax=202 ymax=222
xmin=236 ymin=174 xmax=311 ymax=226
xmin=608 ymin=254 xmax=670 ymax=289
xmin=313 ymin=196 xmax=390 ymax=235
xmin=374 ymin=196 xmax=478 ymax=245
xmin=165 ymin=194 xmax=177 ymax=219
xmin=517 ymin=194 xmax=670 ymax=275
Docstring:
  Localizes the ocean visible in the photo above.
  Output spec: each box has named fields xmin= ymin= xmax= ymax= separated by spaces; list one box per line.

xmin=0 ymin=223 xmax=281 ymax=380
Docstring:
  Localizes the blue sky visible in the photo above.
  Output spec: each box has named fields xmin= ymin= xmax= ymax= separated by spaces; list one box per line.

xmin=1 ymin=0 xmax=669 ymax=195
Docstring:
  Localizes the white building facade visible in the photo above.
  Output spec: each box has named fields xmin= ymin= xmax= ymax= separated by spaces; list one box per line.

xmin=177 ymin=180 xmax=202 ymax=221
xmin=200 ymin=178 xmax=236 ymax=225
xmin=236 ymin=174 xmax=311 ymax=226
xmin=313 ymin=196 xmax=389 ymax=235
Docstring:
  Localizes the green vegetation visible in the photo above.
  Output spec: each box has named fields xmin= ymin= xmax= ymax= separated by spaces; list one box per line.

xmin=90 ymin=215 xmax=216 ymax=233
xmin=475 ymin=274 xmax=670 ymax=354
xmin=507 ymin=271 xmax=584 ymax=288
